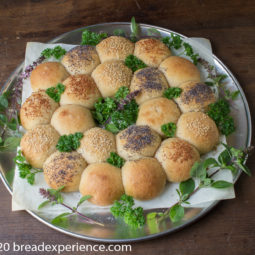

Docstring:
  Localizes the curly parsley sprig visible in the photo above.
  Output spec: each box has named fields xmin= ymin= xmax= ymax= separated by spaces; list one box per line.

xmin=163 ymin=87 xmax=182 ymax=100
xmin=161 ymin=122 xmax=176 ymax=137
xmin=39 ymin=186 xmax=104 ymax=227
xmin=107 ymin=152 xmax=125 ymax=168
xmin=81 ymin=29 xmax=108 ymax=46
xmin=41 ymin=46 xmax=66 ymax=59
xmin=111 ymin=194 xmax=145 ymax=228
xmin=56 ymin=132 xmax=83 ymax=152
xmin=46 ymin=83 xmax=65 ymax=103
xmin=92 ymin=87 xmax=140 ymax=134
xmin=14 ymin=150 xmax=43 ymax=185
xmin=125 ymin=55 xmax=147 ymax=72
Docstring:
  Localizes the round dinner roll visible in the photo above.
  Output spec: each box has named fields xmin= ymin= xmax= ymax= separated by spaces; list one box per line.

xmin=61 ymin=45 xmax=100 ymax=75
xmin=43 ymin=151 xmax=87 ymax=192
xmin=122 ymin=158 xmax=166 ymax=200
xmin=96 ymin=36 xmax=135 ymax=63
xmin=30 ymin=62 xmax=69 ymax=91
xmin=51 ymin=105 xmax=95 ymax=135
xmin=60 ymin=74 xmax=101 ymax=109
xmin=175 ymin=81 xmax=216 ymax=113
xmin=116 ymin=125 xmax=161 ymax=161
xmin=91 ymin=60 xmax=132 ymax=97
xmin=176 ymin=112 xmax=219 ymax=154
xmin=136 ymin=97 xmax=181 ymax=136
xmin=155 ymin=138 xmax=200 ymax=182
xmin=20 ymin=125 xmax=60 ymax=168
xmin=78 ymin=127 xmax=116 ymax=164
xmin=20 ymin=90 xmax=59 ymax=130
xmin=130 ymin=67 xmax=169 ymax=104
xmin=159 ymin=56 xmax=201 ymax=87
xmin=134 ymin=38 xmax=171 ymax=67
xmin=79 ymin=163 xmax=124 ymax=206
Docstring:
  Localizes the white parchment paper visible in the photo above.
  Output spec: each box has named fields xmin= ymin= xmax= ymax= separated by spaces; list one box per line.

xmin=12 ymin=39 xmax=235 ymax=215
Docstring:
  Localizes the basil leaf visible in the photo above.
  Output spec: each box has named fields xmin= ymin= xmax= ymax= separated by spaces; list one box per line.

xmin=211 ymin=180 xmax=233 ymax=189
xmin=169 ymin=204 xmax=184 ymax=223
xmin=179 ymin=178 xmax=195 ymax=197
xmin=218 ymin=149 xmax=231 ymax=165
xmin=38 ymin=200 xmax=50 ymax=210
xmin=77 ymin=195 xmax=92 ymax=208
xmin=51 ymin=212 xmax=72 ymax=228
xmin=190 ymin=161 xmax=206 ymax=180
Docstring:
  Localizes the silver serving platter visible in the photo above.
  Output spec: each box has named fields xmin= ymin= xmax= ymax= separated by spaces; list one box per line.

xmin=0 ymin=22 xmax=252 ymax=242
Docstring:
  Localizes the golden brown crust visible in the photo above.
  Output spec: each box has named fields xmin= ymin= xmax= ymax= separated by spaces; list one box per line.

xmin=30 ymin=62 xmax=69 ymax=91
xmin=20 ymin=125 xmax=60 ymax=168
xmin=91 ymin=60 xmax=132 ymax=97
xmin=20 ymin=90 xmax=59 ymax=130
xmin=176 ymin=112 xmax=220 ymax=154
xmin=51 ymin=105 xmax=95 ymax=135
xmin=175 ymin=81 xmax=216 ymax=112
xmin=130 ymin=67 xmax=169 ymax=104
xmin=155 ymin=138 xmax=200 ymax=182
xmin=96 ymin=36 xmax=135 ymax=62
xmin=79 ymin=163 xmax=124 ymax=206
xmin=116 ymin=125 xmax=161 ymax=161
xmin=61 ymin=45 xmax=100 ymax=75
xmin=78 ymin=127 xmax=116 ymax=164
xmin=122 ymin=158 xmax=166 ymax=200
xmin=60 ymin=74 xmax=101 ymax=109
xmin=136 ymin=97 xmax=181 ymax=136
xmin=134 ymin=38 xmax=171 ymax=67
xmin=43 ymin=151 xmax=87 ymax=192
xmin=159 ymin=56 xmax=201 ymax=87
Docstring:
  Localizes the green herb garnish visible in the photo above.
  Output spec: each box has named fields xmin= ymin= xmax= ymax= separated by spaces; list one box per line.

xmin=14 ymin=150 xmax=43 ymax=185
xmin=125 ymin=55 xmax=147 ymax=72
xmin=207 ymin=99 xmax=235 ymax=136
xmin=205 ymin=74 xmax=240 ymax=101
xmin=92 ymin=87 xmax=139 ymax=134
xmin=46 ymin=83 xmax=65 ymax=103
xmin=56 ymin=132 xmax=83 ymax=152
xmin=147 ymin=28 xmax=161 ymax=36
xmin=107 ymin=152 xmax=125 ymax=168
xmin=163 ymin=87 xmax=182 ymax=99
xmin=41 ymin=46 xmax=66 ymax=59
xmin=162 ymin=33 xmax=183 ymax=50
xmin=39 ymin=187 xmax=103 ymax=227
xmin=111 ymin=194 xmax=145 ymax=228
xmin=81 ymin=29 xmax=108 ymax=46
xmin=147 ymin=144 xmax=253 ymax=227
xmin=114 ymin=87 xmax=130 ymax=101
xmin=113 ymin=29 xmax=126 ymax=37
xmin=130 ymin=17 xmax=139 ymax=42
xmin=183 ymin=42 xmax=199 ymax=65
xmin=161 ymin=122 xmax=176 ymax=137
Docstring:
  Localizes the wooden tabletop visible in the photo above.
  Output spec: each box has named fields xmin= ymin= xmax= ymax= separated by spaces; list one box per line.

xmin=0 ymin=0 xmax=255 ymax=254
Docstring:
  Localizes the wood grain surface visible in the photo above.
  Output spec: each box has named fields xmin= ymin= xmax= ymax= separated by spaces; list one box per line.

xmin=0 ymin=0 xmax=254 ymax=254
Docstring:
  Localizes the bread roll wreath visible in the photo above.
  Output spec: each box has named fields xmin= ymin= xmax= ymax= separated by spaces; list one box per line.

xmin=4 ymin=18 xmax=251 ymax=229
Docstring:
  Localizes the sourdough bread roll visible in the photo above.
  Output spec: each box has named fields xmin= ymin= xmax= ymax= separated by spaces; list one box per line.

xmin=43 ymin=151 xmax=87 ymax=192
xmin=20 ymin=125 xmax=60 ymax=168
xmin=116 ymin=125 xmax=161 ymax=161
xmin=134 ymin=38 xmax=171 ymax=67
xmin=96 ymin=36 xmax=135 ymax=62
xmin=61 ymin=45 xmax=100 ymax=75
xmin=136 ymin=97 xmax=181 ymax=136
xmin=91 ymin=60 xmax=132 ymax=97
xmin=175 ymin=81 xmax=216 ymax=113
xmin=130 ymin=67 xmax=169 ymax=104
xmin=159 ymin=56 xmax=201 ymax=87
xmin=122 ymin=157 xmax=166 ymax=200
xmin=60 ymin=74 xmax=101 ymax=109
xmin=30 ymin=62 xmax=69 ymax=91
xmin=51 ymin=105 xmax=95 ymax=135
xmin=78 ymin=127 xmax=116 ymax=164
xmin=155 ymin=138 xmax=200 ymax=182
xmin=176 ymin=112 xmax=219 ymax=154
xmin=79 ymin=163 xmax=124 ymax=206
xmin=20 ymin=90 xmax=59 ymax=130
